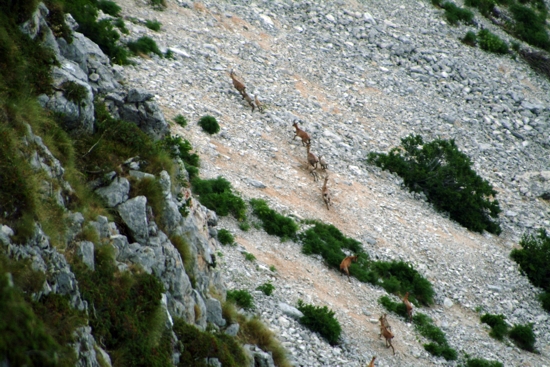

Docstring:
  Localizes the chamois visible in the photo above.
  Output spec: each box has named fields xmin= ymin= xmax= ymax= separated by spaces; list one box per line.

xmin=368 ymin=356 xmax=376 ymax=367
xmin=380 ymin=321 xmax=395 ymax=355
xmin=230 ymin=70 xmax=247 ymax=99
xmin=402 ymin=292 xmax=413 ymax=322
xmin=378 ymin=313 xmax=391 ymax=339
xmin=292 ymin=120 xmax=311 ymax=146
xmin=255 ymin=95 xmax=264 ymax=113
xmin=308 ymin=165 xmax=320 ymax=182
xmin=243 ymin=92 xmax=255 ymax=112
xmin=319 ymin=155 xmax=328 ymax=170
xmin=322 ymin=174 xmax=331 ymax=210
xmin=339 ymin=255 xmax=358 ymax=282
xmin=306 ymin=143 xmax=319 ymax=169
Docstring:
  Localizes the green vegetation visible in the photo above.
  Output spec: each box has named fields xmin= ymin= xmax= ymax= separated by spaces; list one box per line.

xmin=169 ymin=234 xmax=194 ymax=279
xmin=509 ymin=4 xmax=550 ymax=50
xmin=227 ymin=289 xmax=254 ymax=310
xmin=300 ymin=221 xmax=434 ymax=305
xmin=465 ymin=357 xmax=504 ymax=367
xmin=269 ymin=265 xmax=277 ymax=272
xmin=173 ymin=114 xmax=187 ymax=127
xmin=173 ymin=318 xmax=248 ymax=367
xmin=145 ymin=19 xmax=162 ymax=31
xmin=509 ymin=324 xmax=537 ymax=352
xmin=478 ymin=29 xmax=509 ymax=54
xmin=162 ymin=135 xmax=200 ymax=180
xmin=191 ymin=176 xmax=246 ymax=221
xmin=249 ymin=199 xmax=298 ymax=240
xmin=97 ymin=0 xmax=121 ymax=16
xmin=464 ymin=0 xmax=498 ymax=16
xmin=239 ymin=221 xmax=251 ymax=231
xmin=511 ymin=229 xmax=550 ymax=312
xmin=368 ymin=135 xmax=502 ymax=234
xmin=256 ymin=282 xmax=275 ymax=296
xmin=462 ymin=30 xmax=478 ymax=46
xmin=127 ymin=36 xmax=163 ymax=57
xmin=244 ymin=252 xmax=256 ymax=262
xmin=296 ymin=300 xmax=341 ymax=345
xmin=480 ymin=313 xmax=508 ymax=340
xmin=198 ymin=115 xmax=220 ymax=135
xmin=217 ymin=229 xmax=235 ymax=245
xmin=149 ymin=0 xmax=166 ymax=11
xmin=442 ymin=2 xmax=474 ymax=25
xmin=379 ymin=296 xmax=457 ymax=360
xmin=61 ymin=81 xmax=88 ymax=104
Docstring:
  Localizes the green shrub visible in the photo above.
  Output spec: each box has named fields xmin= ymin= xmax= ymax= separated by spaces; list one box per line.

xmin=368 ymin=135 xmax=502 ymax=234
xmin=256 ymin=282 xmax=275 ymax=296
xmin=149 ymin=0 xmax=166 ymax=10
xmin=162 ymin=135 xmax=200 ymax=180
xmin=227 ymin=289 xmax=254 ymax=310
xmin=217 ymin=229 xmax=235 ymax=245
xmin=466 ymin=357 xmax=503 ymax=367
xmin=478 ymin=29 xmax=509 ymax=54
xmin=145 ymin=19 xmax=161 ymax=31
xmin=539 ymin=291 xmax=550 ymax=311
xmin=127 ymin=36 xmax=163 ymax=57
xmin=198 ymin=115 xmax=220 ymax=134
xmin=509 ymin=4 xmax=550 ymax=50
xmin=173 ymin=114 xmax=187 ymax=127
xmin=296 ymin=300 xmax=341 ymax=345
xmin=237 ymin=317 xmax=292 ymax=367
xmin=249 ymin=199 xmax=298 ymax=240
xmin=378 ymin=295 xmax=409 ymax=319
xmin=480 ymin=313 xmax=508 ymax=340
xmin=464 ymin=0 xmax=496 ymax=16
xmin=269 ymin=265 xmax=277 ymax=272
xmin=511 ymin=229 xmax=550 ymax=312
xmin=244 ymin=252 xmax=256 ymax=262
xmin=97 ymin=0 xmax=121 ymax=16
xmin=239 ymin=221 xmax=251 ymax=231
xmin=442 ymin=2 xmax=474 ymax=25
xmin=462 ymin=30 xmax=477 ymax=46
xmin=413 ymin=313 xmax=457 ymax=360
xmin=191 ymin=176 xmax=246 ymax=221
xmin=509 ymin=324 xmax=536 ymax=352
xmin=113 ymin=18 xmax=129 ymax=34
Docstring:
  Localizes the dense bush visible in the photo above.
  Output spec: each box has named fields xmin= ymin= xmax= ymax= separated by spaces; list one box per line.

xmin=462 ymin=30 xmax=477 ymax=46
xmin=509 ymin=324 xmax=536 ymax=352
xmin=217 ymin=229 xmax=235 ymax=245
xmin=173 ymin=114 xmax=187 ymax=127
xmin=368 ymin=135 xmax=502 ymax=234
xmin=145 ymin=19 xmax=162 ymax=31
xmin=464 ymin=0 xmax=497 ymax=16
xmin=509 ymin=4 xmax=550 ymax=50
xmin=97 ymin=0 xmax=121 ymax=16
xmin=256 ymin=282 xmax=275 ymax=296
xmin=296 ymin=300 xmax=341 ymax=345
xmin=378 ymin=295 xmax=410 ymax=318
xmin=466 ymin=358 xmax=503 ymax=367
xmin=227 ymin=289 xmax=254 ymax=310
xmin=442 ymin=2 xmax=474 ymax=25
xmin=480 ymin=313 xmax=508 ymax=340
xmin=249 ymin=199 xmax=298 ymax=240
xmin=198 ymin=115 xmax=220 ymax=134
xmin=127 ymin=36 xmax=163 ymax=57
xmin=478 ymin=29 xmax=509 ymax=54
xmin=510 ymin=229 xmax=550 ymax=312
xmin=191 ymin=176 xmax=246 ymax=221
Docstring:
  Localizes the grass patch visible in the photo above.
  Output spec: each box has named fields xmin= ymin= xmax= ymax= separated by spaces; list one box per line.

xmin=296 ymin=300 xmax=341 ymax=345
xmin=198 ymin=115 xmax=220 ymax=135
xmin=480 ymin=313 xmax=508 ymax=340
xmin=227 ymin=289 xmax=254 ymax=310
xmin=478 ymin=29 xmax=509 ymax=54
xmin=256 ymin=282 xmax=275 ymax=296
xmin=244 ymin=252 xmax=256 ymax=262
xmin=145 ymin=19 xmax=161 ymax=31
xmin=249 ymin=199 xmax=298 ymax=240
xmin=127 ymin=36 xmax=163 ymax=57
xmin=509 ymin=324 xmax=536 ymax=352
xmin=269 ymin=265 xmax=277 ymax=272
xmin=217 ymin=229 xmax=235 ymax=245
xmin=173 ymin=114 xmax=187 ymax=127
xmin=368 ymin=135 xmax=502 ymax=234
xmin=191 ymin=176 xmax=246 ymax=221
xmin=237 ymin=317 xmax=292 ymax=367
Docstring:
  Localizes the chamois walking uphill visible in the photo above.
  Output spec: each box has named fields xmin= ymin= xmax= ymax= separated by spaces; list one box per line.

xmin=229 ymin=69 xmax=247 ymax=99
xmin=292 ymin=120 xmax=311 ymax=146
xmin=318 ymin=155 xmax=328 ymax=170
xmin=243 ymin=92 xmax=255 ymax=112
xmin=402 ymin=292 xmax=413 ymax=322
xmin=368 ymin=356 xmax=376 ymax=367
xmin=306 ymin=143 xmax=319 ymax=169
xmin=380 ymin=320 xmax=395 ymax=355
xmin=254 ymin=94 xmax=264 ymax=113
xmin=322 ymin=174 xmax=331 ymax=210
xmin=339 ymin=255 xmax=358 ymax=282
xmin=378 ymin=314 xmax=391 ymax=339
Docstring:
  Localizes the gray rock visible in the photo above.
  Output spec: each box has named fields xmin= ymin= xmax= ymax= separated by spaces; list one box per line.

xmin=126 ymin=88 xmax=155 ymax=103
xmin=118 ymin=196 xmax=149 ymax=243
xmin=0 ymin=225 xmax=14 ymax=246
xmin=95 ymin=177 xmax=130 ymax=207
xmin=76 ymin=241 xmax=95 ymax=270
xmin=243 ymin=177 xmax=267 ymax=189
xmin=205 ymin=298 xmax=227 ymax=327
xmin=278 ymin=302 xmax=304 ymax=320
xmin=225 ymin=323 xmax=240 ymax=336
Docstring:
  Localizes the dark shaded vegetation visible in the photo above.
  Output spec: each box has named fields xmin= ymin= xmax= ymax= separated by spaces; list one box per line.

xmin=127 ymin=36 xmax=163 ymax=57
xmin=368 ymin=135 xmax=502 ymax=234
xmin=508 ymin=324 xmax=537 ymax=352
xmin=249 ymin=199 xmax=298 ymax=240
xmin=217 ymin=228 xmax=235 ymax=245
xmin=145 ymin=19 xmax=162 ymax=31
xmin=511 ymin=229 xmax=550 ymax=312
xmin=162 ymin=135 xmax=200 ymax=180
xmin=480 ymin=313 xmax=508 ymax=340
xmin=478 ymin=29 xmax=509 ymax=54
xmin=198 ymin=115 xmax=220 ymax=135
xmin=226 ymin=289 xmax=254 ymax=310
xmin=256 ymin=282 xmax=275 ymax=296
xmin=296 ymin=300 xmax=341 ymax=345
xmin=191 ymin=176 xmax=246 ymax=221
xmin=462 ymin=30 xmax=478 ymax=46
xmin=465 ymin=357 xmax=504 ymax=367
xmin=442 ymin=2 xmax=475 ymax=24
xmin=519 ymin=48 xmax=550 ymax=80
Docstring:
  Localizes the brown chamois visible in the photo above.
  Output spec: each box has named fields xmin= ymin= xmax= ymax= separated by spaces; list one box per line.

xmin=339 ymin=255 xmax=358 ymax=282
xmin=306 ymin=143 xmax=319 ymax=169
xmin=254 ymin=95 xmax=264 ymax=113
xmin=379 ymin=314 xmax=391 ymax=339
xmin=308 ymin=165 xmax=320 ymax=182
xmin=368 ymin=356 xmax=376 ymax=367
xmin=230 ymin=70 xmax=247 ymax=99
xmin=318 ymin=155 xmax=328 ymax=170
xmin=402 ymin=292 xmax=413 ymax=322
xmin=292 ymin=120 xmax=311 ymax=146
xmin=322 ymin=174 xmax=331 ymax=210
xmin=380 ymin=322 xmax=395 ymax=355
xmin=243 ymin=91 xmax=255 ymax=112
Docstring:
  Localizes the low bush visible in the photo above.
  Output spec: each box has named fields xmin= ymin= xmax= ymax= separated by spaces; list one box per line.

xmin=239 ymin=221 xmax=251 ymax=231
xmin=198 ymin=115 xmax=220 ymax=135
xmin=510 ymin=229 xmax=550 ymax=312
xmin=378 ymin=295 xmax=409 ymax=318
xmin=217 ymin=229 xmax=235 ymax=245
xmin=509 ymin=4 xmax=550 ymax=51
xmin=464 ymin=0 xmax=496 ymax=17
xmin=227 ymin=289 xmax=254 ymax=310
xmin=462 ymin=30 xmax=477 ymax=46
xmin=466 ymin=357 xmax=503 ymax=367
xmin=127 ymin=36 xmax=163 ymax=57
xmin=478 ymin=29 xmax=509 ymax=54
xmin=244 ymin=252 xmax=256 ymax=262
xmin=368 ymin=135 xmax=502 ymax=234
xmin=149 ymin=0 xmax=166 ymax=10
xmin=173 ymin=114 xmax=187 ymax=127
xmin=191 ymin=176 xmax=246 ymax=221
xmin=249 ymin=199 xmax=298 ymax=240
xmin=296 ymin=300 xmax=341 ymax=345
xmin=509 ymin=324 xmax=536 ymax=352
xmin=442 ymin=2 xmax=474 ymax=25
xmin=256 ymin=282 xmax=275 ymax=296
xmin=480 ymin=313 xmax=508 ymax=340
xmin=145 ymin=19 xmax=161 ymax=31
xmin=162 ymin=135 xmax=200 ymax=180
xmin=97 ymin=0 xmax=121 ymax=16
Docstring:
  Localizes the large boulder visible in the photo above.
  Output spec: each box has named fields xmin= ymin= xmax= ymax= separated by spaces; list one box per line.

xmin=95 ymin=177 xmax=130 ymax=208
xmin=117 ymin=196 xmax=149 ymax=243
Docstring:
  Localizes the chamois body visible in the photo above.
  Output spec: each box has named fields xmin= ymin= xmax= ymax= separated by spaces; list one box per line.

xmin=306 ymin=143 xmax=319 ymax=168
xmin=230 ymin=70 xmax=247 ymax=99
xmin=402 ymin=292 xmax=413 ymax=322
xmin=339 ymin=255 xmax=358 ymax=282
xmin=255 ymin=95 xmax=264 ymax=113
xmin=379 ymin=314 xmax=391 ymax=338
xmin=322 ymin=175 xmax=331 ymax=210
xmin=243 ymin=92 xmax=255 ymax=112
xmin=308 ymin=165 xmax=320 ymax=182
xmin=292 ymin=121 xmax=311 ymax=146
xmin=368 ymin=356 xmax=376 ymax=367
xmin=380 ymin=323 xmax=395 ymax=355
xmin=319 ymin=155 xmax=328 ymax=170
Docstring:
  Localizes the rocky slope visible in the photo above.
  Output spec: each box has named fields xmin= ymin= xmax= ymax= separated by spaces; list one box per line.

xmin=112 ymin=0 xmax=550 ymax=366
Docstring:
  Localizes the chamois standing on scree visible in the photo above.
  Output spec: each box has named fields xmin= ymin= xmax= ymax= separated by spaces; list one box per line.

xmin=368 ymin=356 xmax=376 ymax=367
xmin=402 ymin=292 xmax=413 ymax=322
xmin=380 ymin=321 xmax=395 ymax=355
xmin=306 ymin=143 xmax=319 ymax=169
xmin=255 ymin=95 xmax=264 ymax=113
xmin=243 ymin=92 xmax=255 ymax=112
xmin=230 ymin=70 xmax=247 ymax=99
xmin=308 ymin=165 xmax=320 ymax=182
xmin=292 ymin=120 xmax=311 ymax=146
xmin=379 ymin=313 xmax=391 ymax=338
xmin=339 ymin=255 xmax=357 ymax=282
xmin=322 ymin=174 xmax=331 ymax=210
xmin=318 ymin=155 xmax=328 ymax=170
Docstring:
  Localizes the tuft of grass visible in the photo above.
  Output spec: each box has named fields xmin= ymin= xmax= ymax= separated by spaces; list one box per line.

xmin=442 ymin=2 xmax=474 ymax=25
xmin=217 ymin=229 xmax=235 ymax=246
xmin=296 ymin=300 xmax=341 ymax=345
xmin=227 ymin=289 xmax=254 ymax=310
xmin=480 ymin=313 xmax=508 ymax=340
xmin=244 ymin=252 xmax=256 ymax=262
xmin=478 ymin=29 xmax=509 ymax=54
xmin=191 ymin=176 xmax=246 ymax=221
xmin=509 ymin=324 xmax=536 ymax=352
xmin=129 ymin=176 xmax=164 ymax=223
xmin=173 ymin=114 xmax=187 ymax=127
xmin=198 ymin=115 xmax=220 ymax=135
xmin=127 ymin=36 xmax=163 ymax=57
xmin=269 ymin=265 xmax=277 ymax=272
xmin=149 ymin=0 xmax=166 ymax=10
xmin=145 ymin=19 xmax=161 ymax=31
xmin=462 ymin=30 xmax=477 ymax=46
xmin=113 ymin=18 xmax=129 ymax=34
xmin=256 ymin=282 xmax=275 ymax=296
xmin=239 ymin=221 xmax=251 ymax=231
xmin=170 ymin=234 xmax=194 ymax=278
xmin=237 ymin=317 xmax=292 ymax=367
xmin=249 ymin=199 xmax=298 ymax=240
